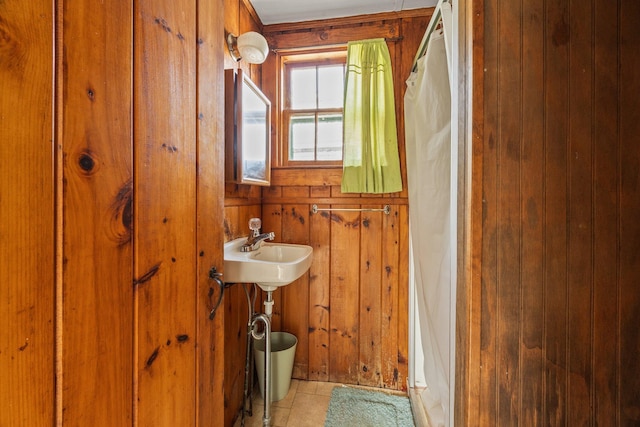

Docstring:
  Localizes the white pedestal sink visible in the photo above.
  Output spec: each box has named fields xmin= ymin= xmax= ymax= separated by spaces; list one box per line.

xmin=225 ymin=236 xmax=312 ymax=427
xmin=223 ymin=237 xmax=313 ymax=291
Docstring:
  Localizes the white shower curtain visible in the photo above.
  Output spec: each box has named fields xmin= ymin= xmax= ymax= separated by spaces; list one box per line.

xmin=404 ymin=26 xmax=452 ymax=427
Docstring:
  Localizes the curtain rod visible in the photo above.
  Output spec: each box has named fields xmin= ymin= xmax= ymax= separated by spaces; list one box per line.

xmin=411 ymin=0 xmax=449 ymax=72
xmin=311 ymin=204 xmax=391 ymax=215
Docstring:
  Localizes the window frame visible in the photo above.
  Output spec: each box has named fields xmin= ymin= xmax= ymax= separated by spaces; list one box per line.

xmin=278 ymin=47 xmax=347 ymax=168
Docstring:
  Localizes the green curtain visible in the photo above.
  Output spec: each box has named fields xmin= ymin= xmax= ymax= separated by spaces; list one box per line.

xmin=341 ymin=38 xmax=403 ymax=194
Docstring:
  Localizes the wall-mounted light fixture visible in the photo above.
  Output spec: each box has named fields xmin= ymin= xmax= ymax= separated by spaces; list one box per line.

xmin=226 ymin=31 xmax=270 ymax=64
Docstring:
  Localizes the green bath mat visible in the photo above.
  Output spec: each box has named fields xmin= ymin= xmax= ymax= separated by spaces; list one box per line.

xmin=324 ymin=386 xmax=415 ymax=427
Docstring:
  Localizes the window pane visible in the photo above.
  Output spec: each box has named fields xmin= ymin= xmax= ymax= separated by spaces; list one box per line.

xmin=318 ymin=65 xmax=344 ymax=109
xmin=290 ymin=67 xmax=316 ymax=109
xmin=317 ymin=114 xmax=343 ymax=161
xmin=289 ymin=114 xmax=315 ymax=160
xmin=284 ymin=53 xmax=346 ymax=164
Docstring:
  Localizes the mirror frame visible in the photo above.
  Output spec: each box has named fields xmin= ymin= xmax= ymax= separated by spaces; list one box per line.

xmin=225 ymin=68 xmax=272 ymax=186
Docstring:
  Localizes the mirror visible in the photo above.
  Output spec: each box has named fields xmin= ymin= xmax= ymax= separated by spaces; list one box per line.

xmin=225 ymin=69 xmax=271 ymax=186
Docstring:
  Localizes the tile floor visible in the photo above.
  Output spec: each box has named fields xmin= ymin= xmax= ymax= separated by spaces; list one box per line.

xmin=233 ymin=379 xmax=416 ymax=427
xmin=232 ymin=379 xmax=337 ymax=427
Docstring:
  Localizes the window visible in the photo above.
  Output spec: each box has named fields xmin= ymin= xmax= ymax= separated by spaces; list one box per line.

xmin=281 ymin=49 xmax=347 ymax=166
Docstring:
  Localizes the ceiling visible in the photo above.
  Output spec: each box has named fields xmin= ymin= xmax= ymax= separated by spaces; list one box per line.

xmin=250 ymin=0 xmax=437 ymax=25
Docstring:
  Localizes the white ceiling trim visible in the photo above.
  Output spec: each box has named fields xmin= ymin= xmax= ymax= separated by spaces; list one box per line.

xmin=250 ymin=0 xmax=437 ymax=25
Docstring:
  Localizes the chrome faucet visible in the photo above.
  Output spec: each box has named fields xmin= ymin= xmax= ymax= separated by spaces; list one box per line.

xmin=241 ymin=218 xmax=275 ymax=252
xmin=241 ymin=231 xmax=275 ymax=252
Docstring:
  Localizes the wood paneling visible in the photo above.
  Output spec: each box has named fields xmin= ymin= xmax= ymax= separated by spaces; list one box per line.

xmin=60 ymin=1 xmax=134 ymax=424
xmin=395 ymin=205 xmax=410 ymax=390
xmin=543 ymin=0 xmax=570 ymax=424
xmin=591 ymin=0 xmax=619 ymax=423
xmin=358 ymin=208 xmax=383 ymax=387
xmin=222 ymin=0 xmax=270 ymax=424
xmin=281 ymin=201 xmax=311 ymax=378
xmin=618 ymin=1 xmax=640 ymax=422
xmin=494 ymin=0 xmax=522 ymax=423
xmin=328 ymin=206 xmax=362 ymax=385
xmin=134 ymin=0 xmax=198 ymax=424
xmin=218 ymin=11 xmax=424 ymax=396
xmin=457 ymin=0 xmax=484 ymax=423
xmin=265 ymin=22 xmax=401 ymax=51
xmin=196 ymin=0 xmax=226 ymax=425
xmin=222 ymin=203 xmax=261 ymax=427
xmin=262 ymin=203 xmax=284 ymax=331
xmin=4 ymin=0 xmax=226 ymax=425
xmin=0 ymin=1 xmax=54 ymax=425
xmin=469 ymin=0 xmax=640 ymax=423
xmin=260 ymin=199 xmax=410 ymax=390
xmin=223 ymin=178 xmax=262 ymax=426
xmin=520 ymin=0 xmax=545 ymax=424
xmin=265 ymin=9 xmax=431 ymax=34
xmin=308 ymin=202 xmax=331 ymax=381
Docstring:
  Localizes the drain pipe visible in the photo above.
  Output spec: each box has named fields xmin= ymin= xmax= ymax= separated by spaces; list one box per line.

xmin=251 ymin=313 xmax=271 ymax=427
xmin=263 ymin=290 xmax=274 ymax=317
xmin=241 ymin=283 xmax=258 ymax=426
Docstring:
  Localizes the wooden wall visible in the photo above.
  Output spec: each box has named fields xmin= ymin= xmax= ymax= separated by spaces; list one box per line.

xmin=222 ymin=186 xmax=262 ymax=427
xmin=1 ymin=0 xmax=226 ymax=425
xmin=261 ymin=11 xmax=433 ymax=389
xmin=61 ymin=1 xmax=134 ymax=424
xmin=466 ymin=0 xmax=640 ymax=424
xmin=222 ymin=1 xmax=265 ymax=425
xmin=221 ymin=7 xmax=433 ymax=424
xmin=260 ymin=185 xmax=410 ymax=389
xmin=0 ymin=1 xmax=55 ymax=425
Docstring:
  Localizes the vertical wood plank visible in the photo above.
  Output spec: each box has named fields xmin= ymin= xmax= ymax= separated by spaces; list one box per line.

xmin=358 ymin=209 xmax=383 ymax=387
xmin=281 ymin=204 xmax=311 ymax=379
xmin=618 ymin=1 xmax=640 ymax=423
xmin=543 ymin=0 xmax=570 ymax=424
xmin=329 ymin=208 xmax=361 ymax=384
xmin=60 ymin=0 xmax=133 ymax=424
xmin=495 ymin=1 xmax=522 ymax=424
xmin=308 ymin=207 xmax=331 ymax=381
xmin=0 ymin=1 xmax=54 ymax=425
xmin=394 ymin=205 xmax=409 ymax=390
xmin=134 ymin=0 xmax=197 ymax=424
xmin=381 ymin=206 xmax=402 ymax=389
xmin=591 ymin=0 xmax=619 ymax=423
xmin=224 ymin=283 xmax=249 ymax=427
xmin=567 ymin=0 xmax=594 ymax=423
xmin=479 ymin=0 xmax=499 ymax=422
xmin=466 ymin=0 xmax=486 ymax=421
xmin=196 ymin=0 xmax=226 ymax=424
xmin=520 ymin=0 xmax=545 ymax=423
